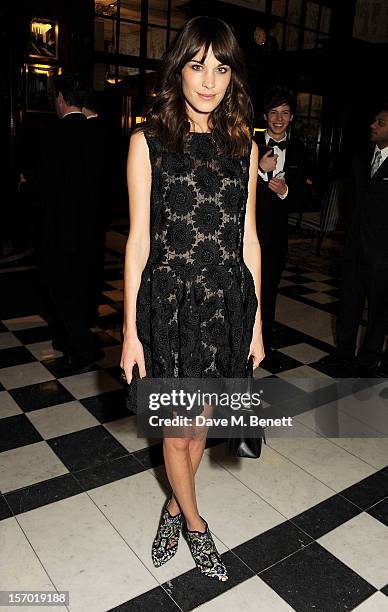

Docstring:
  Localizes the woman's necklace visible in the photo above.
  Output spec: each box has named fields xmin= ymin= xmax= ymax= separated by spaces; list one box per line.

xmin=189 ymin=119 xmax=211 ymax=134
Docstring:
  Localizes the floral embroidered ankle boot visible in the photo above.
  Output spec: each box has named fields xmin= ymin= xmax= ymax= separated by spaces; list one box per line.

xmin=151 ymin=499 xmax=183 ymax=567
xmin=185 ymin=518 xmax=228 ymax=581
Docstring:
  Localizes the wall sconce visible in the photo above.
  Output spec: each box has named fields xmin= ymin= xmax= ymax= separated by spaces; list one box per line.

xmin=26 ymin=63 xmax=62 ymax=77
xmin=106 ymin=74 xmax=123 ymax=85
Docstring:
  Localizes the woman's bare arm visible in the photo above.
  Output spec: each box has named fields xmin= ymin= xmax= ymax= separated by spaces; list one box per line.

xmin=242 ymin=140 xmax=264 ymax=365
xmin=120 ymin=130 xmax=151 ymax=379
xmin=243 ymin=141 xmax=261 ymax=319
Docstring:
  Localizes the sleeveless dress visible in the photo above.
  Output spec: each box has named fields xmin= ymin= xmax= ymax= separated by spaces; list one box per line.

xmin=126 ymin=129 xmax=258 ymax=415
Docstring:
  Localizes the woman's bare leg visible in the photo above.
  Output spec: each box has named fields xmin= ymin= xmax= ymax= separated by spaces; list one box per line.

xmin=163 ymin=436 xmax=205 ymax=531
xmin=163 ymin=404 xmax=212 ymax=530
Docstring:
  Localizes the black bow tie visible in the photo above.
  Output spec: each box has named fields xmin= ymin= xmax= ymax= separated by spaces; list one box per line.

xmin=267 ymin=138 xmax=288 ymax=151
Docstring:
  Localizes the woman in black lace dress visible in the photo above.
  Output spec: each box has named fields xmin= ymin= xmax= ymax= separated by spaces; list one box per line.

xmin=120 ymin=16 xmax=264 ymax=582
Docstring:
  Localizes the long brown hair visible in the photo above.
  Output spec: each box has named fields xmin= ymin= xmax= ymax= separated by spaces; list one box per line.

xmin=140 ymin=16 xmax=253 ymax=157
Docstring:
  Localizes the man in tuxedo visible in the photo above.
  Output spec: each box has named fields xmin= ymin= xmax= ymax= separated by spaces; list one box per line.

xmin=320 ymin=104 xmax=388 ymax=376
xmin=80 ymin=87 xmax=111 ymax=327
xmin=255 ymin=86 xmax=307 ymax=370
xmin=30 ymin=74 xmax=105 ymax=373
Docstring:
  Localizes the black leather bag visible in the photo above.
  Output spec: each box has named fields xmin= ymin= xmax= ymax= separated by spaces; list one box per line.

xmin=225 ymin=356 xmax=266 ymax=459
xmin=226 ymin=433 xmax=264 ymax=458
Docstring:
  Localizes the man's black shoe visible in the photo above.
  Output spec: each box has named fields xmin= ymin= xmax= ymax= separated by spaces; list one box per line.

xmin=52 ymin=338 xmax=70 ymax=354
xmin=62 ymin=356 xmax=96 ymax=376
xmin=62 ymin=348 xmax=104 ymax=375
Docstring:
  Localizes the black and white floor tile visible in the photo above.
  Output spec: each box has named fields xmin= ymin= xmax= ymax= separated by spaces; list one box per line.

xmin=0 ymin=234 xmax=387 ymax=611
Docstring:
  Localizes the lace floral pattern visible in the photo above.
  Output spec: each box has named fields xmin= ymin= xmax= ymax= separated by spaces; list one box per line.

xmin=185 ymin=521 xmax=228 ymax=581
xmin=152 ymin=506 xmax=183 ymax=567
xmin=126 ymin=130 xmax=258 ymax=416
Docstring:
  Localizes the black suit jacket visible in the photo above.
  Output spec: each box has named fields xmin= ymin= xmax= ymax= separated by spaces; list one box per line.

xmin=85 ymin=116 xmax=117 ymax=229
xmin=255 ymin=131 xmax=307 ymax=253
xmin=345 ymin=148 xmax=388 ymax=269
xmin=24 ymin=113 xmax=106 ymax=281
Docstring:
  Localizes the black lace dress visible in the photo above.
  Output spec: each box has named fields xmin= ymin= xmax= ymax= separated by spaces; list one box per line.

xmin=126 ymin=129 xmax=258 ymax=415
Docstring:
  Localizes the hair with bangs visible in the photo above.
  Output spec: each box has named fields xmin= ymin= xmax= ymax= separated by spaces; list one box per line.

xmin=263 ymin=86 xmax=296 ymax=116
xmin=140 ymin=16 xmax=253 ymax=156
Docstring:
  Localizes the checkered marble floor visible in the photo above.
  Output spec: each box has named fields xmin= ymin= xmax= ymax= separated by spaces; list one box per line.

xmin=0 ymin=242 xmax=387 ymax=612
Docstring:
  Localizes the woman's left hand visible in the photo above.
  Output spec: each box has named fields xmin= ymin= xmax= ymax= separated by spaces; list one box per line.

xmin=248 ymin=323 xmax=265 ymax=369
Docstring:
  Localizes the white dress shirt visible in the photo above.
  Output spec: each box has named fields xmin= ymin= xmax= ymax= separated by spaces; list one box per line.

xmin=258 ymin=131 xmax=288 ymax=199
xmin=371 ymin=144 xmax=388 ymax=173
xmin=62 ymin=111 xmax=84 ymax=118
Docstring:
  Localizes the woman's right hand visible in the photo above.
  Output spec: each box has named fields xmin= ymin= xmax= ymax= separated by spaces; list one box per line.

xmin=120 ymin=335 xmax=147 ymax=384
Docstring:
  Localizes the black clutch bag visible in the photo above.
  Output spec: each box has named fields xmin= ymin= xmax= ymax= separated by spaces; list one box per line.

xmin=225 ymin=356 xmax=266 ymax=459
xmin=122 ymin=363 xmax=142 ymax=415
